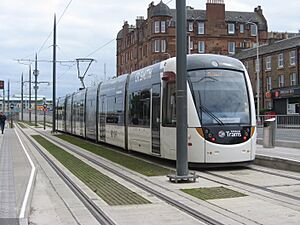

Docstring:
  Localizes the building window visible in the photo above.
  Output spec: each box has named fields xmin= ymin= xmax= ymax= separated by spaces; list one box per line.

xmin=198 ymin=41 xmax=205 ymax=53
xmin=228 ymin=23 xmax=235 ymax=34
xmin=240 ymin=24 xmax=244 ymax=33
xmin=290 ymin=50 xmax=296 ymax=66
xmin=250 ymin=24 xmax=257 ymax=36
xmin=198 ymin=22 xmax=204 ymax=34
xmin=266 ymin=77 xmax=272 ymax=91
xmin=161 ymin=40 xmax=166 ymax=52
xmin=154 ymin=40 xmax=160 ymax=52
xmin=161 ymin=21 xmax=166 ymax=33
xmin=228 ymin=42 xmax=235 ymax=54
xmin=278 ymin=75 xmax=284 ymax=87
xmin=189 ymin=40 xmax=193 ymax=51
xmin=278 ymin=53 xmax=284 ymax=68
xmin=188 ymin=22 xmax=193 ymax=31
xmin=290 ymin=73 xmax=296 ymax=86
xmin=266 ymin=56 xmax=271 ymax=71
xmin=154 ymin=21 xmax=160 ymax=33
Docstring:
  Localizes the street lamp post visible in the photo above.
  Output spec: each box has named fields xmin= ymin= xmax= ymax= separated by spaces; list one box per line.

xmin=33 ymin=54 xmax=39 ymax=127
xmin=10 ymin=103 xmax=14 ymax=128
xmin=247 ymin=21 xmax=260 ymax=120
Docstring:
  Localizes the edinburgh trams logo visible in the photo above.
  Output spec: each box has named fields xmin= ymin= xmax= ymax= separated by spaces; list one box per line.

xmin=218 ymin=130 xmax=226 ymax=138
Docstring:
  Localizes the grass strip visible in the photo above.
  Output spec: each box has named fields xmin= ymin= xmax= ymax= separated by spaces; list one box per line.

xmin=17 ymin=122 xmax=27 ymax=128
xmin=32 ymin=135 xmax=151 ymax=206
xmin=181 ymin=186 xmax=247 ymax=200
xmin=22 ymin=121 xmax=39 ymax=127
xmin=56 ymin=134 xmax=172 ymax=176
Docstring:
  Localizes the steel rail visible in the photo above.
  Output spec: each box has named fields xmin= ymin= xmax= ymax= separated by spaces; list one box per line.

xmin=34 ymin=129 xmax=224 ymax=225
xmin=17 ymin=125 xmax=116 ymax=225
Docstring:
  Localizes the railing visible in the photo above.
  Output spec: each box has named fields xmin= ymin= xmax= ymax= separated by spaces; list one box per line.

xmin=257 ymin=115 xmax=300 ymax=143
xmin=257 ymin=115 xmax=300 ymax=129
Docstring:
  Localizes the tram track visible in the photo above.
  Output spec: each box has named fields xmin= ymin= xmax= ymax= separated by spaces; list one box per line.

xmin=201 ymin=170 xmax=300 ymax=206
xmin=16 ymin=125 xmax=117 ymax=225
xmin=30 ymin=128 xmax=226 ymax=225
xmin=246 ymin=166 xmax=300 ymax=182
xmin=24 ymin=125 xmax=300 ymax=224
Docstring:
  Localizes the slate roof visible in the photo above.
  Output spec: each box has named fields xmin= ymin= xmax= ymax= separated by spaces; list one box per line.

xmin=235 ymin=35 xmax=300 ymax=60
xmin=169 ymin=9 xmax=267 ymax=30
xmin=149 ymin=1 xmax=172 ymax=17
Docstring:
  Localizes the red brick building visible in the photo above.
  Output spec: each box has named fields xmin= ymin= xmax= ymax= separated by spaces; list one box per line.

xmin=235 ymin=36 xmax=300 ymax=115
xmin=116 ymin=0 xmax=268 ymax=76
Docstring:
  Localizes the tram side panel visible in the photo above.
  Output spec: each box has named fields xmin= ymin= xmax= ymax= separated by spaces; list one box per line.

xmin=127 ymin=65 xmax=161 ymax=155
xmin=86 ymin=85 xmax=100 ymax=141
xmin=56 ymin=97 xmax=66 ymax=132
xmin=65 ymin=94 xmax=73 ymax=134
xmin=72 ymin=90 xmax=86 ymax=137
xmin=97 ymin=75 xmax=127 ymax=149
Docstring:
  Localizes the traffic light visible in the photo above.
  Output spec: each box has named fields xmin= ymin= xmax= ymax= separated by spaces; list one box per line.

xmin=0 ymin=80 xmax=4 ymax=89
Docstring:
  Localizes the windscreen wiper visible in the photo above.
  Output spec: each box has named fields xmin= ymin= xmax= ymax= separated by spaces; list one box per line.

xmin=199 ymin=104 xmax=224 ymax=126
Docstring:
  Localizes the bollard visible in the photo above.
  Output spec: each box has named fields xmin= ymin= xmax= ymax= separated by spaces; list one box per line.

xmin=263 ymin=118 xmax=276 ymax=148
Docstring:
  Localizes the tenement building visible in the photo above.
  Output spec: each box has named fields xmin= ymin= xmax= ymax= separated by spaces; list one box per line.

xmin=116 ymin=0 xmax=268 ymax=75
xmin=235 ymin=36 xmax=300 ymax=115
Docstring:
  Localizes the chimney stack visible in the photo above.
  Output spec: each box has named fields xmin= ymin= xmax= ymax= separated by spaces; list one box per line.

xmin=206 ymin=0 xmax=225 ymax=22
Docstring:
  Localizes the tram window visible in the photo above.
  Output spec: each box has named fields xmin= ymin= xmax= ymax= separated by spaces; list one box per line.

xmin=129 ymin=90 xmax=150 ymax=126
xmin=162 ymin=82 xmax=176 ymax=126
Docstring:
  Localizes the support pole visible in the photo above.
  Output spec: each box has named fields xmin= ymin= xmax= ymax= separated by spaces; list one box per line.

xmin=7 ymin=80 xmax=10 ymax=115
xmin=52 ymin=14 xmax=56 ymax=133
xmin=21 ymin=73 xmax=24 ymax=121
xmin=34 ymin=54 xmax=38 ymax=126
xmin=29 ymin=65 xmax=32 ymax=123
xmin=167 ymin=0 xmax=197 ymax=183
xmin=2 ymin=88 xmax=4 ymax=113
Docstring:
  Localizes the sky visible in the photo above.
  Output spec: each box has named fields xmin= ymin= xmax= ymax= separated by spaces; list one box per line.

xmin=0 ymin=0 xmax=299 ymax=100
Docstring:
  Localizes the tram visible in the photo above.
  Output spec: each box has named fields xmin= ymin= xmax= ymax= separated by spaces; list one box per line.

xmin=57 ymin=54 xmax=256 ymax=166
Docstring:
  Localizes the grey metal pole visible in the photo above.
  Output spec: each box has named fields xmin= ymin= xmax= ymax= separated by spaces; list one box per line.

xmin=255 ymin=24 xmax=260 ymax=120
xmin=7 ymin=80 xmax=10 ymax=115
xmin=29 ymin=65 xmax=32 ymax=123
xmin=34 ymin=53 xmax=38 ymax=126
xmin=52 ymin=14 xmax=57 ymax=133
xmin=2 ymin=88 xmax=4 ymax=113
xmin=21 ymin=73 xmax=24 ymax=121
xmin=175 ymin=0 xmax=188 ymax=177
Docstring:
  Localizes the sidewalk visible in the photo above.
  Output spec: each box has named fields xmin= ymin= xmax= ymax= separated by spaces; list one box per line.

xmin=0 ymin=128 xmax=35 ymax=225
xmin=255 ymin=144 xmax=300 ymax=172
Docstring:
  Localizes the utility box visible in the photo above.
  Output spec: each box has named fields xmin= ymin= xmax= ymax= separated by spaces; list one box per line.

xmin=263 ymin=118 xmax=276 ymax=148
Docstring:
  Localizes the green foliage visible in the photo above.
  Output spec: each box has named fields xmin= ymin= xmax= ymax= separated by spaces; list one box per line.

xmin=56 ymin=134 xmax=173 ymax=176
xmin=181 ymin=186 xmax=247 ymax=200
xmin=32 ymin=135 xmax=150 ymax=205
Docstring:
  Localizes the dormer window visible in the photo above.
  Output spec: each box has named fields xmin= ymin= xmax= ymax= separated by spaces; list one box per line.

xmin=228 ymin=23 xmax=235 ymax=34
xmin=250 ymin=24 xmax=257 ymax=36
xmin=188 ymin=22 xmax=193 ymax=31
xmin=240 ymin=24 xmax=244 ymax=33
xmin=198 ymin=22 xmax=205 ymax=35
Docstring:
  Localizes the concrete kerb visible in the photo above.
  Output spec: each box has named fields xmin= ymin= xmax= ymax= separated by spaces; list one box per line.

xmin=255 ymin=154 xmax=300 ymax=173
xmin=257 ymin=138 xmax=300 ymax=149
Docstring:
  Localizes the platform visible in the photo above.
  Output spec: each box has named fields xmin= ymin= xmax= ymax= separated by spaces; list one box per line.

xmin=255 ymin=144 xmax=300 ymax=172
xmin=0 ymin=128 xmax=35 ymax=225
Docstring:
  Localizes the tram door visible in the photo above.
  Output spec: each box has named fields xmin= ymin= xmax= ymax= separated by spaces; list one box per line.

xmin=99 ymin=95 xmax=106 ymax=142
xmin=151 ymin=84 xmax=161 ymax=154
